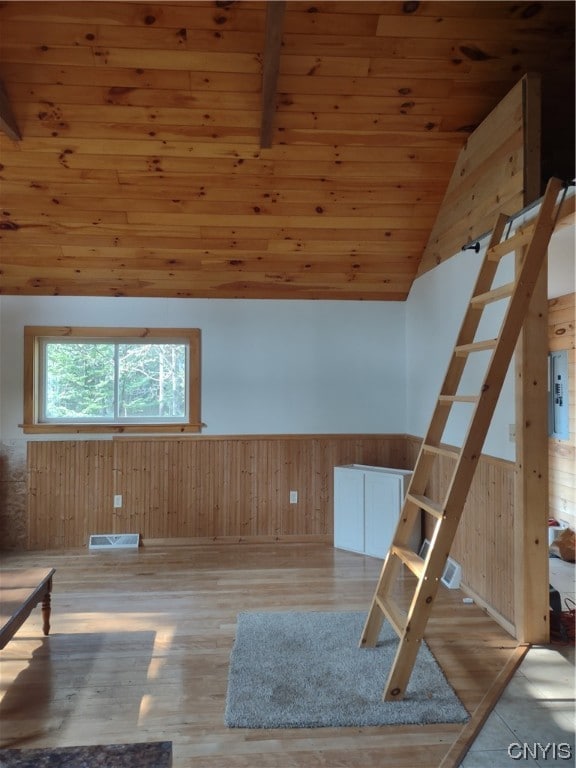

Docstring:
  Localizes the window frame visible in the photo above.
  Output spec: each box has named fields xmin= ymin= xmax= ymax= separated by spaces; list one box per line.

xmin=23 ymin=326 xmax=201 ymax=434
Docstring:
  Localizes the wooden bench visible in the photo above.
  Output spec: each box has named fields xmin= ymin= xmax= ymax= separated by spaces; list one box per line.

xmin=0 ymin=567 xmax=55 ymax=649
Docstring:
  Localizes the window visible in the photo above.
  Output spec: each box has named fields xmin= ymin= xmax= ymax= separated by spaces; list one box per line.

xmin=23 ymin=327 xmax=201 ymax=434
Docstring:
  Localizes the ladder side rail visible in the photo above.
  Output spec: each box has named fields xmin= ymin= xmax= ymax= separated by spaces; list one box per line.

xmin=360 ymin=549 xmax=405 ymax=647
xmin=382 ymin=316 xmax=542 ymax=699
xmin=399 ymin=176 xmax=562 ymax=636
xmin=360 ymin=213 xmax=511 ymax=649
xmin=393 ymin=213 xmax=511 ymax=551
xmin=380 ymin=177 xmax=563 ymax=701
xmin=382 ymin=529 xmax=451 ymax=700
xmin=440 ymin=177 xmax=562 ymax=516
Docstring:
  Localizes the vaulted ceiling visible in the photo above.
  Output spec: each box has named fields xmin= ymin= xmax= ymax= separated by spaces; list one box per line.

xmin=0 ymin=1 xmax=574 ymax=300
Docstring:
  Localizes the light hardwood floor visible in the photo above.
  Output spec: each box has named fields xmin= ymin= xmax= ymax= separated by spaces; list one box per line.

xmin=0 ymin=543 xmax=521 ymax=767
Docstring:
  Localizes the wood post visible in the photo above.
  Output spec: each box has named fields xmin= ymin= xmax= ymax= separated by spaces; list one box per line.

xmin=514 ymin=249 xmax=550 ymax=644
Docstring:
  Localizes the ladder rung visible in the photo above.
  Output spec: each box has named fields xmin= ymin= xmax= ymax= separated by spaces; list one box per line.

xmin=487 ymin=224 xmax=535 ymax=261
xmin=471 ymin=281 xmax=515 ymax=307
xmin=392 ymin=545 xmax=426 ymax=579
xmin=438 ymin=394 xmax=479 ymax=404
xmin=421 ymin=444 xmax=460 ymax=460
xmin=406 ymin=492 xmax=444 ymax=520
xmin=455 ymin=339 xmax=498 ymax=356
xmin=375 ymin=595 xmax=406 ymax=637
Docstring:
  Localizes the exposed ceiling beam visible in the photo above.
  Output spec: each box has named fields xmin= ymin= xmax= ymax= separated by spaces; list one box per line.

xmin=260 ymin=1 xmax=285 ymax=149
xmin=0 ymin=80 xmax=22 ymax=141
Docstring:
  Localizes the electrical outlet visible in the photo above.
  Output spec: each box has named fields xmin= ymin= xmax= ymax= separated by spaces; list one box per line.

xmin=289 ymin=490 xmax=298 ymax=504
xmin=113 ymin=494 xmax=123 ymax=508
xmin=508 ymin=424 xmax=516 ymax=442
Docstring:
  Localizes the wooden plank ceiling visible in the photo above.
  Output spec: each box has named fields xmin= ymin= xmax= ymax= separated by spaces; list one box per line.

xmin=0 ymin=1 xmax=573 ymax=300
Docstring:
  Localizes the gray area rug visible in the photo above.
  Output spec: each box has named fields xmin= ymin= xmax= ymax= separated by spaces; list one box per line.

xmin=225 ymin=610 xmax=469 ymax=728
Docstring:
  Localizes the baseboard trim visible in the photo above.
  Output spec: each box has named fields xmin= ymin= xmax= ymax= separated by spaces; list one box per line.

xmin=141 ymin=535 xmax=333 ymax=547
xmin=460 ymin=581 xmax=517 ymax=638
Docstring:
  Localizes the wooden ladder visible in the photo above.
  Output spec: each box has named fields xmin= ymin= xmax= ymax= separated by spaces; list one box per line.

xmin=360 ymin=177 xmax=564 ymax=701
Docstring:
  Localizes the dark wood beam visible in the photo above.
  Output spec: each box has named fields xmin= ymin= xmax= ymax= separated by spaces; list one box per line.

xmin=260 ymin=1 xmax=285 ymax=149
xmin=0 ymin=80 xmax=22 ymax=141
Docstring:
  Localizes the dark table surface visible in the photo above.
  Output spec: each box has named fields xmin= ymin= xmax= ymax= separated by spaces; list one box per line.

xmin=0 ymin=741 xmax=172 ymax=767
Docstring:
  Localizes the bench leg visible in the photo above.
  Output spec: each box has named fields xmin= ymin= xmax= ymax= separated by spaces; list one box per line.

xmin=41 ymin=591 xmax=51 ymax=636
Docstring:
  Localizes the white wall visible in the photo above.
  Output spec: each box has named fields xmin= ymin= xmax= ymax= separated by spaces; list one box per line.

xmin=1 ymin=206 xmax=571 ymax=457
xmin=548 ymin=223 xmax=575 ymax=299
xmin=0 ymin=296 xmax=406 ymax=441
xmin=406 ymin=246 xmax=515 ymax=461
xmin=405 ymin=203 xmax=575 ymax=462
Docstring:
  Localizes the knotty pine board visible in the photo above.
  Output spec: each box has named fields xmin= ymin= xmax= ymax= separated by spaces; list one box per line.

xmin=0 ymin=2 xmax=572 ymax=301
xmin=27 ymin=434 xmax=408 ymax=550
xmin=419 ymin=75 xmax=536 ymax=275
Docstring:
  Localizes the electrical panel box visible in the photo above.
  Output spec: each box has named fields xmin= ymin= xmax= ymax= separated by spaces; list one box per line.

xmin=549 ymin=350 xmax=569 ymax=440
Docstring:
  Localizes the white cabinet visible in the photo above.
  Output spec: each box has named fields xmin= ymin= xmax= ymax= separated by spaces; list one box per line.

xmin=334 ymin=464 xmax=419 ymax=559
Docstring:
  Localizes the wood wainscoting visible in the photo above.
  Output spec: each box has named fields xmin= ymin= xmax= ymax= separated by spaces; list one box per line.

xmin=27 ymin=434 xmax=515 ymax=627
xmin=27 ymin=434 xmax=408 ymax=550
xmin=406 ymin=435 xmax=515 ymax=631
